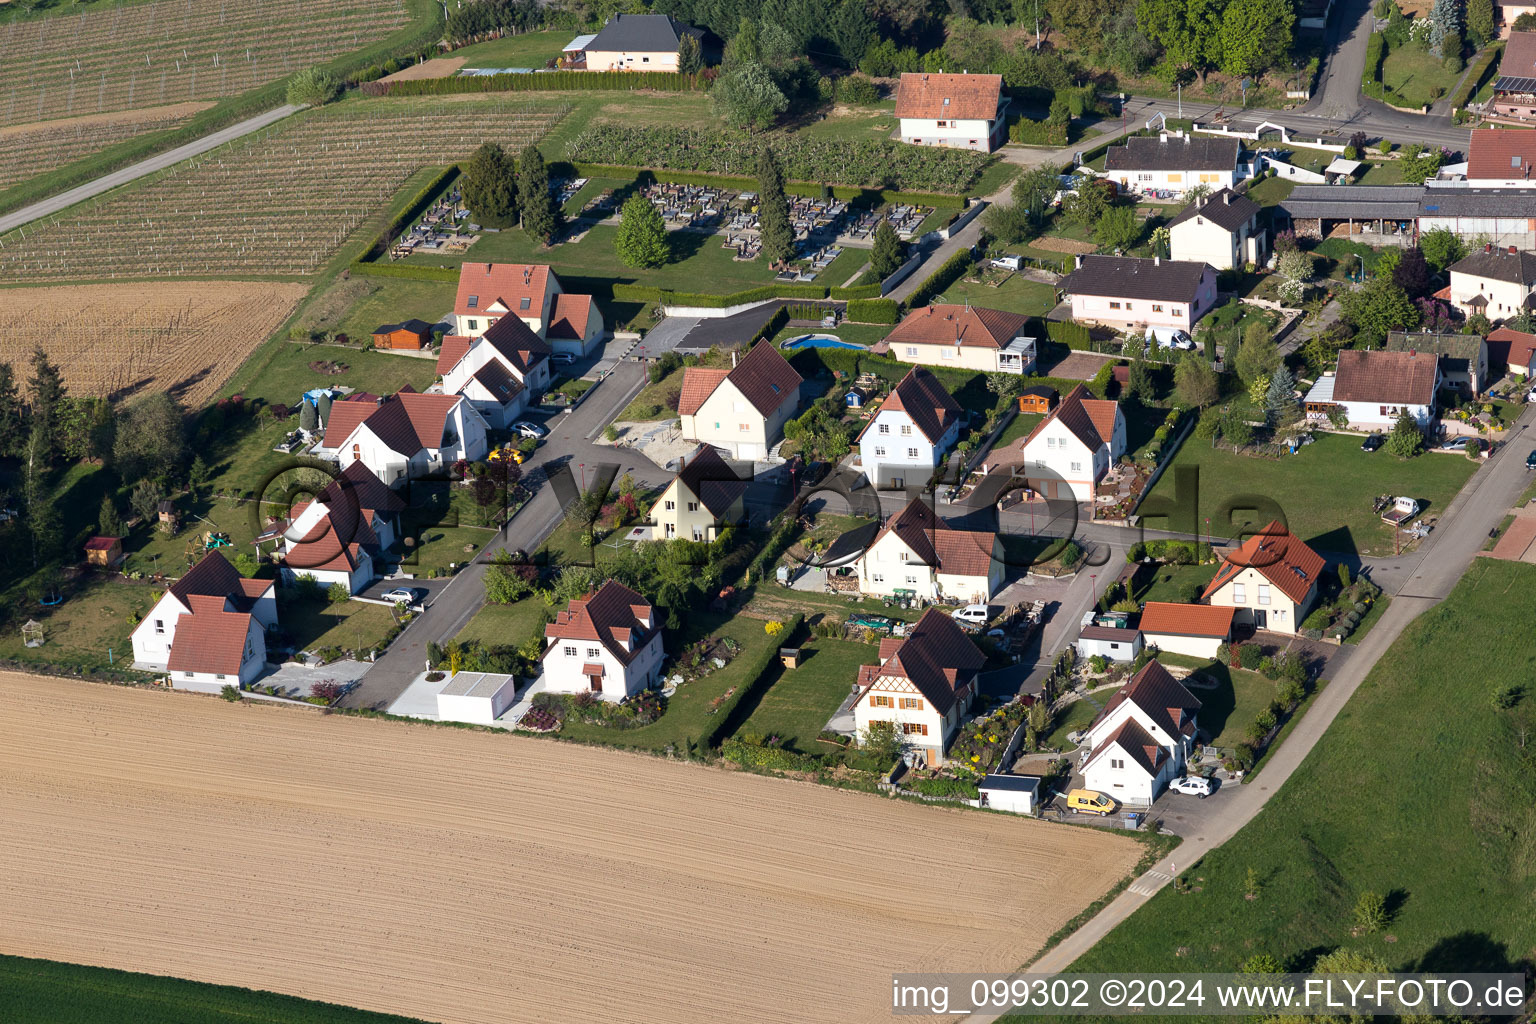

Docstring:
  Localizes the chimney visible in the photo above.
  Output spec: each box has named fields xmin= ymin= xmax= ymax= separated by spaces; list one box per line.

xmin=1511 ymin=245 xmax=1519 ymax=255
xmin=485 ymin=263 xmax=492 ymax=274
xmin=731 ymin=350 xmax=738 ymax=368
xmin=1154 ymin=256 xmax=1161 ymax=266
xmin=1410 ymin=348 xmax=1417 ymax=357
xmin=1075 ymin=254 xmax=1084 ymax=269
xmin=1223 ymin=191 xmax=1233 ymax=205
xmin=1486 ymin=243 xmax=1493 ymax=253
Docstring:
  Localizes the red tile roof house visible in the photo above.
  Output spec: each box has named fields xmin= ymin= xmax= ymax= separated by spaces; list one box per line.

xmin=1079 ymin=659 xmax=1201 ymax=806
xmin=542 ymin=581 xmax=665 ymax=700
xmin=318 ymin=387 xmax=489 ymax=486
xmin=894 ymin=72 xmax=1007 ymax=152
xmin=453 ymin=262 xmax=604 ymax=357
xmin=1302 ymin=348 xmax=1440 ymax=430
xmin=255 ymin=463 xmax=408 ymax=594
xmin=855 ymin=367 xmax=963 ymax=490
xmin=1137 ymin=601 xmax=1236 ymax=660
xmin=851 ymin=496 xmax=1004 ymax=603
xmin=853 ymin=608 xmax=986 ymax=766
xmin=1059 ymin=254 xmax=1220 ymax=333
xmin=677 ymin=342 xmax=803 ymax=460
xmin=1487 ymin=324 xmax=1536 ymax=377
xmin=982 ymin=383 xmax=1125 ymax=501
xmin=1202 ymin=520 xmax=1325 ymax=635
xmin=879 ymin=303 xmax=1037 ymax=374
xmin=438 ymin=314 xmax=552 ymax=428
xmin=1463 ymin=127 xmax=1536 ymax=185
xmin=130 ymin=550 xmax=277 ymax=692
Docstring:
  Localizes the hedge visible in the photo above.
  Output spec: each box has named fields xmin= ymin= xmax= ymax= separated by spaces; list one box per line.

xmin=1362 ymin=35 xmax=1386 ymax=100
xmin=752 ymin=305 xmax=790 ymax=344
xmin=362 ymin=70 xmax=705 ymax=97
xmin=1452 ymin=41 xmax=1504 ymax=110
xmin=1047 ymin=320 xmax=1092 ymax=350
xmin=562 ymin=161 xmax=968 ymax=208
xmin=828 ymin=283 xmax=884 ymax=300
xmin=703 ymin=612 xmax=803 ymax=748
xmin=350 ymin=261 xmax=458 ymax=281
xmin=904 ymin=248 xmax=975 ymax=309
xmin=845 ymin=297 xmax=900 ymax=324
xmin=357 ymin=164 xmax=460 ymax=262
xmin=1010 ymin=117 xmax=1069 ymax=146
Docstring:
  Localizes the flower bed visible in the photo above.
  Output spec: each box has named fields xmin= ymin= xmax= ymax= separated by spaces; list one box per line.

xmin=531 ymin=690 xmax=666 ymax=730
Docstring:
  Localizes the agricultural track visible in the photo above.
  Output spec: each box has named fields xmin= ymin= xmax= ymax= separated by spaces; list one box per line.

xmin=0 ymin=99 xmax=571 ymax=279
xmin=0 ymin=0 xmax=409 ymax=128
xmin=0 ymin=281 xmax=307 ymax=404
xmin=0 ymin=672 xmax=1141 ymax=1024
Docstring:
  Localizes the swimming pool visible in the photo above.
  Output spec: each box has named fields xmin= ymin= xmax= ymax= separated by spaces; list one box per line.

xmin=780 ymin=333 xmax=866 ymax=351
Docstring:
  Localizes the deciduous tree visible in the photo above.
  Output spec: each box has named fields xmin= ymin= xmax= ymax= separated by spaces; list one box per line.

xmin=1419 ymin=226 xmax=1466 ymax=271
xmin=113 ymin=392 xmax=188 ymax=483
xmin=1095 ymin=205 xmax=1142 ymax=250
xmin=1218 ymin=0 xmax=1295 ymax=76
xmin=1391 ymin=245 xmax=1432 ymax=298
xmin=614 ymin=196 xmax=670 ymax=268
xmin=1174 ymin=351 xmax=1219 ymax=407
xmin=711 ymin=61 xmax=788 ymax=131
xmin=1340 ymin=276 xmax=1420 ymax=344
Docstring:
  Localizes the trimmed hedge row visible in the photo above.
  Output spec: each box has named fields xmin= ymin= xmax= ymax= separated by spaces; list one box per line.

xmin=1010 ymin=117 xmax=1069 ymax=146
xmin=1452 ymin=41 xmax=1504 ymax=110
xmin=828 ymin=283 xmax=883 ymax=300
xmin=1047 ymin=320 xmax=1091 ymax=350
xmin=1362 ymin=35 xmax=1387 ymax=101
xmin=703 ymin=612 xmax=803 ymax=749
xmin=611 ymin=282 xmax=828 ymax=308
xmin=904 ymin=248 xmax=975 ymax=309
xmin=350 ymin=261 xmax=457 ymax=281
xmin=845 ymin=298 xmax=900 ymax=324
xmin=363 ymin=70 xmax=705 ymax=96
xmin=359 ymin=164 xmax=460 ymax=262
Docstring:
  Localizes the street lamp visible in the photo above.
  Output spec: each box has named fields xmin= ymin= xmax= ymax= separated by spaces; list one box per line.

xmin=1090 ymin=572 xmax=1099 ymax=613
xmin=579 ymin=462 xmax=586 ymax=490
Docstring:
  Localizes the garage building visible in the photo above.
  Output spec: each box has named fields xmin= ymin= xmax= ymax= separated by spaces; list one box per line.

xmin=436 ymin=672 xmax=518 ymax=725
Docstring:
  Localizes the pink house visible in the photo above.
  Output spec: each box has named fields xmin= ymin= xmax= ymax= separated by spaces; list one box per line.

xmin=1058 ymin=254 xmax=1220 ymax=332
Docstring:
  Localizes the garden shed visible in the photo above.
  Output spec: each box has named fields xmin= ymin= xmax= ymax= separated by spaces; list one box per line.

xmin=978 ymin=774 xmax=1041 ymax=814
xmin=83 ymin=536 xmax=123 ymax=567
xmin=435 ymin=672 xmax=518 ymax=725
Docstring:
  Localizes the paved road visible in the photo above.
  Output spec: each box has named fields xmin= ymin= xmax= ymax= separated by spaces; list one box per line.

xmin=339 ymin=360 xmax=671 ymax=711
xmin=1308 ymin=0 xmax=1376 ymax=120
xmin=965 ymin=406 xmax=1536 ymax=1002
xmin=0 ymin=104 xmax=303 ymax=235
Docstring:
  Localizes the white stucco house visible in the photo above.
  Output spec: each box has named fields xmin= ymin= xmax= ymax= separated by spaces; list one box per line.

xmin=438 ymin=314 xmax=553 ymax=429
xmin=893 ymin=71 xmax=1006 ymax=152
xmin=1167 ymin=188 xmax=1266 ymax=271
xmin=881 ymin=304 xmax=1037 ymax=374
xmin=542 ymin=581 xmax=665 ymax=700
xmin=1202 ymin=520 xmax=1324 ymax=634
xmin=1445 ymin=244 xmax=1536 ymax=320
xmin=130 ymin=550 xmax=276 ymax=692
xmin=853 ymin=608 xmax=986 ymax=766
xmin=1059 ymin=254 xmax=1220 ymax=332
xmin=983 ymin=384 xmax=1125 ymax=502
xmin=582 ymin=13 xmax=704 ymax=73
xmin=1303 ymin=348 xmax=1440 ymax=429
xmin=852 ymin=497 xmax=1004 ymax=603
xmin=638 ymin=444 xmax=747 ymax=541
xmin=856 ymin=366 xmax=962 ymax=490
xmin=453 ymin=261 xmax=604 ymax=357
xmin=320 ymin=388 xmax=489 ymax=485
xmin=678 ymin=342 xmax=803 ymax=461
xmin=1080 ymin=659 xmax=1202 ymax=806
xmin=1103 ymin=133 xmax=1244 ymax=195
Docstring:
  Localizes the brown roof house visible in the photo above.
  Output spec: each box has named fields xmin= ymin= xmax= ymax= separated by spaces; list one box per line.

xmin=855 ymin=367 xmax=963 ymax=489
xmin=438 ymin=314 xmax=552 ymax=429
xmin=319 ymin=387 xmax=490 ymax=486
xmin=1103 ymin=133 xmax=1244 ymax=195
xmin=1385 ymin=330 xmax=1489 ymax=395
xmin=1079 ymin=659 xmax=1202 ymax=806
xmin=256 ymin=462 xmax=408 ymax=595
xmin=130 ymin=550 xmax=277 ymax=692
xmin=853 ymin=608 xmax=986 ymax=766
xmin=984 ymin=383 xmax=1125 ymax=502
xmin=1465 ymin=127 xmax=1536 ymax=184
xmin=881 ymin=303 xmax=1037 ymax=374
xmin=638 ymin=444 xmax=748 ymax=542
xmin=1302 ymin=348 xmax=1440 ymax=429
xmin=1059 ymin=254 xmax=1220 ymax=332
xmin=1487 ymin=324 xmax=1536 ymax=376
xmin=894 ymin=72 xmax=1007 ymax=152
xmin=542 ymin=580 xmax=665 ymax=699
xmin=677 ymin=342 xmax=803 ymax=460
xmin=851 ymin=496 xmax=1004 ymax=603
xmin=1167 ymin=188 xmax=1266 ymax=271
xmin=1447 ymin=244 xmax=1536 ymax=320
xmin=1492 ymin=33 xmax=1536 ymax=120
xmin=453 ymin=262 xmax=604 ymax=356
xmin=1202 ymin=520 xmax=1325 ymax=635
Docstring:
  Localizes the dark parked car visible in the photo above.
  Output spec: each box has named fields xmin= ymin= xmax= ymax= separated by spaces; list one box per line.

xmin=1360 ymin=433 xmax=1384 ymax=452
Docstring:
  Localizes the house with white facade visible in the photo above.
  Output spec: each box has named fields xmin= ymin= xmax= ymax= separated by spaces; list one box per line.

xmin=880 ymin=304 xmax=1036 ymax=374
xmin=1303 ymin=348 xmax=1440 ymax=429
xmin=582 ymin=13 xmax=705 ymax=72
xmin=1103 ymin=133 xmax=1244 ymax=195
xmin=856 ymin=367 xmax=962 ymax=490
xmin=982 ymin=384 xmax=1125 ymax=502
xmin=130 ymin=550 xmax=276 ymax=693
xmin=261 ymin=463 xmax=406 ymax=594
xmin=1080 ymin=659 xmax=1201 ymax=806
xmin=893 ymin=72 xmax=1007 ymax=152
xmin=452 ymin=262 xmax=604 ymax=356
xmin=852 ymin=497 xmax=1004 ymax=603
xmin=320 ymin=388 xmax=489 ymax=486
xmin=1059 ymin=254 xmax=1220 ymax=332
xmin=437 ymin=314 xmax=552 ymax=429
xmin=1385 ymin=330 xmax=1488 ymax=396
xmin=639 ymin=444 xmax=747 ymax=541
xmin=678 ymin=342 xmax=803 ymax=460
xmin=1137 ymin=602 xmax=1236 ymax=660
xmin=1202 ymin=520 xmax=1324 ymax=635
xmin=1076 ymin=625 xmax=1143 ymax=663
xmin=1167 ymin=188 xmax=1266 ymax=271
xmin=542 ymin=581 xmax=665 ymax=700
xmin=1446 ymin=244 xmax=1536 ymax=320
xmin=853 ymin=608 xmax=985 ymax=766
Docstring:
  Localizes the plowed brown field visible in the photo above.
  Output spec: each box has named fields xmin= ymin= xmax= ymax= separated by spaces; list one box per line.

xmin=0 ymin=282 xmax=306 ymax=405
xmin=0 ymin=673 xmax=1142 ymax=1024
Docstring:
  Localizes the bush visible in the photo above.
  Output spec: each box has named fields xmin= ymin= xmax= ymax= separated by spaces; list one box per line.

xmin=325 ymin=582 xmax=350 ymax=604
xmin=908 ymin=777 xmax=980 ymax=799
xmin=287 ymin=67 xmax=342 ymax=107
xmin=846 ymin=298 xmax=900 ymax=324
xmin=837 ymin=74 xmax=880 ymax=105
xmin=219 ymin=684 xmax=241 ymax=702
xmin=1353 ymin=890 xmax=1388 ymax=932
xmin=1089 ymin=654 xmax=1109 ymax=673
xmin=1238 ymin=643 xmax=1263 ymax=670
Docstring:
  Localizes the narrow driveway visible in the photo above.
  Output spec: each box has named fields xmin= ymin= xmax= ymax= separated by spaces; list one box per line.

xmin=340 ymin=359 xmax=670 ymax=711
xmin=967 ymin=407 xmax=1536 ymax=998
xmin=1308 ymin=0 xmax=1375 ymax=120
xmin=0 ymin=104 xmax=303 ymax=234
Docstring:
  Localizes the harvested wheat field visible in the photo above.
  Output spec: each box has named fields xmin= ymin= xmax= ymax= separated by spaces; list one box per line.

xmin=0 ymin=673 xmax=1140 ymax=1024
xmin=0 ymin=281 xmax=306 ymax=405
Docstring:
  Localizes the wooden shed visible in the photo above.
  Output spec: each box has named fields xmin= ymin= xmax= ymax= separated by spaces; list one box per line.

xmin=371 ymin=319 xmax=432 ymax=351
xmin=1017 ymin=385 xmax=1057 ymax=414
xmin=779 ymin=647 xmax=802 ymax=669
xmin=158 ymin=499 xmax=180 ymax=533
xmin=84 ymin=535 xmax=123 ymax=567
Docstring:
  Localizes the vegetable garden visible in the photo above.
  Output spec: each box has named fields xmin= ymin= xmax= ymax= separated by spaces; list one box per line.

xmin=0 ymin=99 xmax=570 ymax=279
xmin=567 ymin=122 xmax=991 ymax=194
xmin=0 ymin=0 xmax=410 ymax=128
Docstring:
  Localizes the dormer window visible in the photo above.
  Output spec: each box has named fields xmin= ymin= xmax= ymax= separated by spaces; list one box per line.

xmin=467 ymin=295 xmax=479 ymax=308
xmin=519 ymin=297 xmax=531 ymax=310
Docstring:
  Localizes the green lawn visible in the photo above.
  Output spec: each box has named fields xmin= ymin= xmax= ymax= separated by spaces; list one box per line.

xmin=994 ymin=411 xmax=1044 ymax=448
xmin=1042 ymin=688 xmax=1118 ymax=750
xmin=124 ymin=497 xmax=269 ymax=578
xmin=1034 ymin=559 xmax=1536 ymax=988
xmin=1244 ymin=175 xmax=1294 ymax=208
xmin=1140 ymin=431 xmax=1478 ymax=555
xmin=0 ymin=576 xmax=144 ymax=675
xmin=295 ymin=276 xmax=456 ymax=343
xmin=1380 ymin=42 xmax=1456 ymax=109
xmin=1153 ymin=652 xmax=1278 ymax=749
xmin=793 ymin=102 xmax=899 ymax=142
xmin=225 ymin=339 xmax=440 ymax=410
xmin=732 ymin=635 xmax=877 ymax=752
xmin=1129 ymin=561 xmax=1217 ymax=605
xmin=941 ymin=273 xmax=1059 ymax=317
xmin=280 ymin=594 xmax=398 ymax=655
xmin=0 ymin=954 xmax=429 ymax=1024
xmin=455 ymin=597 xmax=551 ymax=649
xmin=1353 ymin=158 xmax=1406 ymax=185
xmin=450 ymin=30 xmax=570 ymax=70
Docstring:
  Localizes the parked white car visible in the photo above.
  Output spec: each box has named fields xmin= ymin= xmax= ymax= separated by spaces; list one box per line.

xmin=951 ymin=604 xmax=989 ymax=625
xmin=512 ymin=421 xmax=547 ymax=438
xmin=1146 ymin=326 xmax=1195 ymax=350
xmin=1169 ymin=775 xmax=1212 ymax=798
xmin=381 ymin=587 xmax=424 ymax=605
xmin=990 ymin=254 xmax=1023 ymax=271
